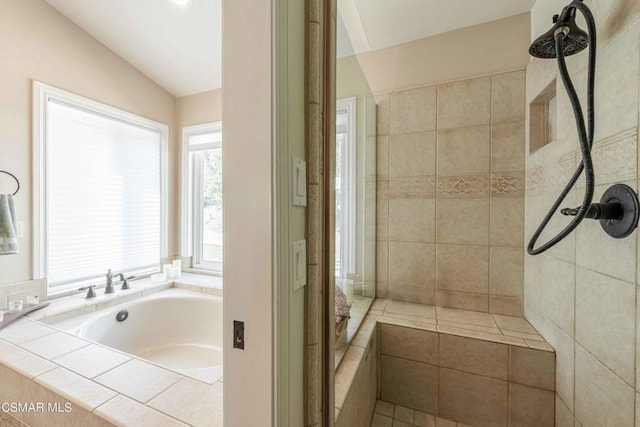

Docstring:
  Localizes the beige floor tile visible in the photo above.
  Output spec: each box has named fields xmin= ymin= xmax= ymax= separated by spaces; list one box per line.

xmin=435 ymin=417 xmax=457 ymax=427
xmin=53 ymin=344 xmax=130 ymax=379
xmin=95 ymin=359 xmax=181 ymax=403
xmin=439 ymin=334 xmax=508 ymax=380
xmin=414 ymin=411 xmax=435 ymax=427
xmin=371 ymin=413 xmax=393 ymax=427
xmin=148 ymin=378 xmax=223 ymax=427
xmin=35 ymin=368 xmax=116 ymax=411
xmin=394 ymin=405 xmax=414 ymax=423
xmin=95 ymin=395 xmax=187 ymax=426
xmin=20 ymin=332 xmax=90 ymax=360
xmin=375 ymin=400 xmax=395 ymax=417
xmin=438 ymin=368 xmax=508 ymax=427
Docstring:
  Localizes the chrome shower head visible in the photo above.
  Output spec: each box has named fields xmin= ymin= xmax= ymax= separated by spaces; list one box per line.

xmin=529 ymin=7 xmax=589 ymax=58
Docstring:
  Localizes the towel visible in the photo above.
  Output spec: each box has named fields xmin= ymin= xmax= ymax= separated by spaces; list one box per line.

xmin=0 ymin=195 xmax=18 ymax=255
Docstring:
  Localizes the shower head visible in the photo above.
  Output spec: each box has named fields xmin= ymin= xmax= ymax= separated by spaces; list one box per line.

xmin=529 ymin=7 xmax=589 ymax=58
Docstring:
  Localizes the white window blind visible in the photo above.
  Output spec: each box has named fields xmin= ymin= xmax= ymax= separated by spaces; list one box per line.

xmin=44 ymin=97 xmax=164 ymax=288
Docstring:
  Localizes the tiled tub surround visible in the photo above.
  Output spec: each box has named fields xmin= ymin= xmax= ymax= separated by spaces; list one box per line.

xmin=0 ymin=274 xmax=222 ymax=426
xmin=523 ymin=1 xmax=640 ymax=425
xmin=375 ymin=70 xmax=526 ymax=315
xmin=334 ymin=299 xmax=555 ymax=427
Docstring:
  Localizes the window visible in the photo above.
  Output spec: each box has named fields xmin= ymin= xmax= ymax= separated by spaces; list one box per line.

xmin=33 ymin=82 xmax=168 ymax=293
xmin=181 ymin=122 xmax=223 ymax=272
xmin=335 ymin=98 xmax=356 ymax=279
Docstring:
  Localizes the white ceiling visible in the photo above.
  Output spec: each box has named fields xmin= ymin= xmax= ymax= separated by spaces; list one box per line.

xmin=44 ymin=0 xmax=535 ymax=95
xmin=45 ymin=0 xmax=221 ymax=97
xmin=338 ymin=0 xmax=536 ymax=58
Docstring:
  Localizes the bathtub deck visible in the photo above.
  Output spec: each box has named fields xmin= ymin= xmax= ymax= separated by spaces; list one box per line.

xmin=369 ymin=298 xmax=552 ymax=351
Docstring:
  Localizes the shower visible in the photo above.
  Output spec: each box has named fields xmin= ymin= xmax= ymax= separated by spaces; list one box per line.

xmin=527 ymin=0 xmax=639 ymax=255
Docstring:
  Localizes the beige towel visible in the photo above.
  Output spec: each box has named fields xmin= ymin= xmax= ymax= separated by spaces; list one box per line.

xmin=0 ymin=195 xmax=18 ymax=255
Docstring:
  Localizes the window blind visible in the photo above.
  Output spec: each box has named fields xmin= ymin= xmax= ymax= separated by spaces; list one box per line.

xmin=46 ymin=99 xmax=162 ymax=287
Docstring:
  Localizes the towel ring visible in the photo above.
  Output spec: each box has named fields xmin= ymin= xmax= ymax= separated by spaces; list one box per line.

xmin=0 ymin=170 xmax=20 ymax=196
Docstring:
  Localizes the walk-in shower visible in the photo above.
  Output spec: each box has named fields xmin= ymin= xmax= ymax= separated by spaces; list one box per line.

xmin=527 ymin=0 xmax=640 ymax=255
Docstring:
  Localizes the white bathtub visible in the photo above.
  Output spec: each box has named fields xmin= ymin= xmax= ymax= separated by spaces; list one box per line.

xmin=72 ymin=288 xmax=222 ymax=383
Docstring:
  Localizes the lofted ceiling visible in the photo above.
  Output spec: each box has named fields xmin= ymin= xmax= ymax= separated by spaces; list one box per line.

xmin=44 ymin=0 xmax=535 ymax=95
xmin=338 ymin=0 xmax=536 ymax=58
xmin=45 ymin=0 xmax=221 ymax=98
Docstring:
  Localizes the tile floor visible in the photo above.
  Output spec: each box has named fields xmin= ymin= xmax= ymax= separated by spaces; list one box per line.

xmin=372 ymin=400 xmax=469 ymax=427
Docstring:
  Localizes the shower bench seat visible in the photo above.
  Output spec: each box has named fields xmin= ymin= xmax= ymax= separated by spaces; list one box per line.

xmin=335 ymin=299 xmax=556 ymax=427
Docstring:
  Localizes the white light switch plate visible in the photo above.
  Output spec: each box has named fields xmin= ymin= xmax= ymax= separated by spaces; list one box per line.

xmin=292 ymin=157 xmax=307 ymax=207
xmin=292 ymin=240 xmax=306 ymax=291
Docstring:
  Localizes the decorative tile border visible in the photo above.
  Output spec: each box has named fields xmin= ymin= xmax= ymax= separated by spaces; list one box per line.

xmin=437 ymin=175 xmax=490 ymax=198
xmin=526 ymin=127 xmax=638 ymax=195
xmin=389 ymin=176 xmax=436 ymax=199
xmin=491 ymin=173 xmax=524 ymax=197
xmin=589 ymin=127 xmax=637 ymax=185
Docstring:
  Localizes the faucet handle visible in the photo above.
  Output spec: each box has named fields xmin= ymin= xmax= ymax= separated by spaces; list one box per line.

xmin=78 ymin=285 xmax=96 ymax=299
xmin=121 ymin=276 xmax=136 ymax=291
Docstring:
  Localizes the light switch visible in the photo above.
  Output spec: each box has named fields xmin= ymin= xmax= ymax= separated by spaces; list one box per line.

xmin=292 ymin=240 xmax=306 ymax=291
xmin=292 ymin=157 xmax=307 ymax=207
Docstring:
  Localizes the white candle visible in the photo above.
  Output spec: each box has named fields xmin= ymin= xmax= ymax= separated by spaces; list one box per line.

xmin=172 ymin=260 xmax=182 ymax=279
xmin=162 ymin=264 xmax=173 ymax=278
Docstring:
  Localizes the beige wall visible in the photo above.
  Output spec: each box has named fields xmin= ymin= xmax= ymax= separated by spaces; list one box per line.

xmin=356 ymin=13 xmax=531 ymax=94
xmin=0 ymin=0 xmax=177 ymax=286
xmin=524 ymin=0 xmax=640 ymax=425
xmin=177 ymin=89 xmax=222 ymax=127
xmin=222 ymin=0 xmax=274 ymax=424
xmin=376 ymin=71 xmax=526 ymax=315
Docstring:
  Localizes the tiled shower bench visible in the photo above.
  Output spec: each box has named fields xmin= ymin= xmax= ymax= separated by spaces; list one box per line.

xmin=335 ymin=299 xmax=556 ymax=427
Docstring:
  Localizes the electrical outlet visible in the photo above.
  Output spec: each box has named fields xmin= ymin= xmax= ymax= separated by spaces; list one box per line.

xmin=233 ymin=320 xmax=245 ymax=350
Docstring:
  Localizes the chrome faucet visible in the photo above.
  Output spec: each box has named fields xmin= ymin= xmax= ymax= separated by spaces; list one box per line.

xmin=105 ymin=269 xmax=124 ymax=294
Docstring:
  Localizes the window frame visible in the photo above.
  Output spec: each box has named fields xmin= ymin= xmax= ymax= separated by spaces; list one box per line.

xmin=33 ymin=81 xmax=169 ymax=295
xmin=181 ymin=122 xmax=223 ymax=273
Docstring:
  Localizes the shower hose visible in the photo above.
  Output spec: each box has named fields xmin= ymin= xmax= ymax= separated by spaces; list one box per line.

xmin=527 ymin=1 xmax=597 ymax=255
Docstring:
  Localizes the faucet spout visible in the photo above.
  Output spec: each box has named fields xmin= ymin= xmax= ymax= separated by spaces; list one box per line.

xmin=105 ymin=269 xmax=124 ymax=294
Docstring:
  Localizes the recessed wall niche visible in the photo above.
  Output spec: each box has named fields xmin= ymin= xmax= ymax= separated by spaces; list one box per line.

xmin=529 ymin=79 xmax=557 ymax=154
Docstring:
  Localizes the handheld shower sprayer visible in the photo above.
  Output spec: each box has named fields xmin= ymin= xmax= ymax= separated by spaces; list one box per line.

xmin=527 ymin=0 xmax=640 ymax=255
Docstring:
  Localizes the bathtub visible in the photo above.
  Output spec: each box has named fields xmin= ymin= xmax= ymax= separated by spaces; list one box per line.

xmin=67 ymin=288 xmax=222 ymax=383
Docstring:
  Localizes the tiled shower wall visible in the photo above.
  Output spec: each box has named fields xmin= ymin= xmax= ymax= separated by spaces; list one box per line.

xmin=524 ymin=1 xmax=640 ymax=425
xmin=376 ymin=70 xmax=526 ymax=315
